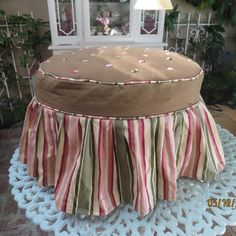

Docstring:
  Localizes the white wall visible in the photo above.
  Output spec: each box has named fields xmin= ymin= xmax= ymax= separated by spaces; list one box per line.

xmin=0 ymin=0 xmax=49 ymax=20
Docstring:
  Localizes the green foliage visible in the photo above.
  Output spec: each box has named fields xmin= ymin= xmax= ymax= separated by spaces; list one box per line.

xmin=186 ymin=25 xmax=226 ymax=68
xmin=165 ymin=4 xmax=179 ymax=31
xmin=0 ymin=10 xmax=51 ymax=128
xmin=0 ymin=97 xmax=28 ymax=129
xmin=186 ymin=0 xmax=214 ymax=8
xmin=182 ymin=2 xmax=236 ymax=106
xmin=0 ymin=10 xmax=50 ymax=67
xmin=212 ymin=0 xmax=236 ymax=26
xmin=199 ymin=26 xmax=236 ymax=106
xmin=203 ymin=25 xmax=225 ymax=68
xmin=201 ymin=53 xmax=236 ymax=106
xmin=185 ymin=0 xmax=236 ymax=26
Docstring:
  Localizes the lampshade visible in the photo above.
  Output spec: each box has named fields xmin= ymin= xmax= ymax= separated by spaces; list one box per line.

xmin=134 ymin=0 xmax=173 ymax=10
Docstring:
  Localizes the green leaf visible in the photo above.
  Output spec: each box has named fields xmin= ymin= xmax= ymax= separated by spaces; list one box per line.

xmin=213 ymin=25 xmax=225 ymax=32
xmin=231 ymin=3 xmax=236 ymax=26
xmin=0 ymin=10 xmax=5 ymax=17
xmin=165 ymin=4 xmax=179 ymax=31
xmin=174 ymin=3 xmax=179 ymax=11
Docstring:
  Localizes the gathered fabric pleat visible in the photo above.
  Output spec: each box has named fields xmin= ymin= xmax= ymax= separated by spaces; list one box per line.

xmin=19 ymin=99 xmax=58 ymax=186
xmin=19 ymin=98 xmax=225 ymax=217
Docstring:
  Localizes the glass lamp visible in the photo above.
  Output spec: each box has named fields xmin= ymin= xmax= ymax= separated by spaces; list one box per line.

xmin=134 ymin=0 xmax=173 ymax=10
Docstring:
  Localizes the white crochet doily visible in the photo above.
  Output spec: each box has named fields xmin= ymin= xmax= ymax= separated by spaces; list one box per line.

xmin=9 ymin=126 xmax=236 ymax=236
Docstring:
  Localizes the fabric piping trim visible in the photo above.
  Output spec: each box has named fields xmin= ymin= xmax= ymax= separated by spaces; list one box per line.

xmin=39 ymin=63 xmax=204 ymax=86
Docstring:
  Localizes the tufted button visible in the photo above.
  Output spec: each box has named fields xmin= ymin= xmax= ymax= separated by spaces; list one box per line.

xmin=167 ymin=67 xmax=174 ymax=71
xmin=139 ymin=60 xmax=145 ymax=64
xmin=106 ymin=64 xmax=113 ymax=68
xmin=131 ymin=68 xmax=139 ymax=73
xmin=72 ymin=69 xmax=79 ymax=74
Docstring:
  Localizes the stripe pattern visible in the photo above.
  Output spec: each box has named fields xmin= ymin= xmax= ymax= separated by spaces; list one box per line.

xmin=19 ymin=99 xmax=225 ymax=217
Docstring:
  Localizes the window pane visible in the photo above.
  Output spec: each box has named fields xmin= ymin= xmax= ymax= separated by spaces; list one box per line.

xmin=140 ymin=10 xmax=159 ymax=35
xmin=55 ymin=0 xmax=77 ymax=36
xmin=89 ymin=0 xmax=130 ymax=36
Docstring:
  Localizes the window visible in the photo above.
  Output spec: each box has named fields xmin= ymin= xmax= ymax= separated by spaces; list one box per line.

xmin=47 ymin=0 xmax=166 ymax=51
xmin=89 ymin=0 xmax=130 ymax=36
xmin=55 ymin=0 xmax=77 ymax=36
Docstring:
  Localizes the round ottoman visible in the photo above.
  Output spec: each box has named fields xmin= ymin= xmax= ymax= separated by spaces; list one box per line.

xmin=19 ymin=46 xmax=225 ymax=217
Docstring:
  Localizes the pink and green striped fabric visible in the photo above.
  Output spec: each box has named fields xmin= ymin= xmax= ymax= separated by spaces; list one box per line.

xmin=19 ymin=98 xmax=225 ymax=217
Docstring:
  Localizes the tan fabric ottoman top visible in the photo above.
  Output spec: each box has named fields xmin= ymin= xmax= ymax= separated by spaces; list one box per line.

xmin=35 ymin=46 xmax=203 ymax=118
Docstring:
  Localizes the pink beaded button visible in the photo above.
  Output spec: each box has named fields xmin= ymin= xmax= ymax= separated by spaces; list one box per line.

xmin=167 ymin=67 xmax=174 ymax=71
xmin=106 ymin=64 xmax=113 ymax=68
xmin=139 ymin=60 xmax=145 ymax=64
xmin=131 ymin=68 xmax=139 ymax=73
xmin=72 ymin=69 xmax=79 ymax=74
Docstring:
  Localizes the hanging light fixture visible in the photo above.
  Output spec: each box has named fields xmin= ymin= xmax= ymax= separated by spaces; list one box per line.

xmin=134 ymin=0 xmax=173 ymax=10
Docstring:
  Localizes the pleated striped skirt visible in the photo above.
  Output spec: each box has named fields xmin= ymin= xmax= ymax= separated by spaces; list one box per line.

xmin=19 ymin=98 xmax=225 ymax=217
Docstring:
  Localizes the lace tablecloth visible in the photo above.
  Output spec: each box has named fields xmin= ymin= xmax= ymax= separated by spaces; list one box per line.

xmin=10 ymin=126 xmax=236 ymax=236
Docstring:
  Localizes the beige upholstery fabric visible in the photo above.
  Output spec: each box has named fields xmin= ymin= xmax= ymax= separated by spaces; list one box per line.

xmin=35 ymin=46 xmax=203 ymax=117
